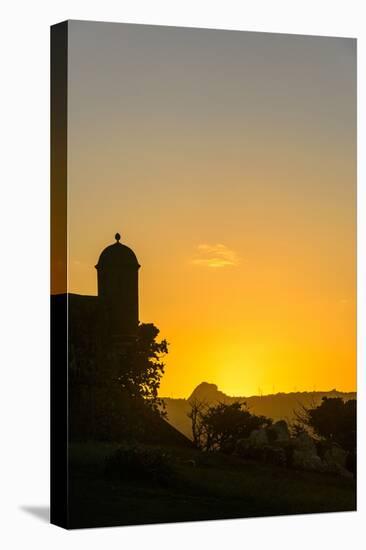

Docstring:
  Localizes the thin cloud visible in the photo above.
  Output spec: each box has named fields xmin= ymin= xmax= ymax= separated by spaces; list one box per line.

xmin=191 ymin=243 xmax=239 ymax=268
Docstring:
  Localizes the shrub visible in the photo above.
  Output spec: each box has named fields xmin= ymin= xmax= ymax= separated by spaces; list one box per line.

xmin=294 ymin=397 xmax=356 ymax=475
xmin=188 ymin=400 xmax=272 ymax=452
xmin=104 ymin=444 xmax=174 ymax=484
xmin=295 ymin=397 xmax=356 ymax=452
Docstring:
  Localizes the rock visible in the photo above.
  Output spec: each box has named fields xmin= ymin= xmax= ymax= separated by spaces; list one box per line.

xmin=249 ymin=428 xmax=268 ymax=446
xmin=264 ymin=445 xmax=287 ymax=467
xmin=293 ymin=432 xmax=317 ymax=453
xmin=323 ymin=460 xmax=353 ymax=478
xmin=335 ymin=466 xmax=354 ymax=479
xmin=292 ymin=433 xmax=324 ymax=471
xmin=270 ymin=420 xmax=290 ymax=442
xmin=292 ymin=449 xmax=324 ymax=472
xmin=324 ymin=443 xmax=348 ymax=469
xmin=323 ymin=444 xmax=352 ymax=477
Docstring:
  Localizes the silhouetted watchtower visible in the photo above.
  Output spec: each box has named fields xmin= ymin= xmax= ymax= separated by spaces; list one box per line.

xmin=95 ymin=233 xmax=140 ymax=341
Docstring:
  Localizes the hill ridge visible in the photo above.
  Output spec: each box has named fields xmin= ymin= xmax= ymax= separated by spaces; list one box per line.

xmin=162 ymin=382 xmax=356 ymax=439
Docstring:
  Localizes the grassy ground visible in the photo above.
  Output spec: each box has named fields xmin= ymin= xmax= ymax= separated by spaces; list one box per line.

xmin=68 ymin=442 xmax=356 ymax=529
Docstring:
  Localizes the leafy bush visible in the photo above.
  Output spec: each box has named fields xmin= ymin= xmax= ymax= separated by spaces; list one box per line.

xmin=294 ymin=397 xmax=356 ymax=476
xmin=188 ymin=400 xmax=272 ymax=452
xmin=295 ymin=397 xmax=356 ymax=452
xmin=104 ymin=444 xmax=174 ymax=484
xmin=235 ymin=439 xmax=290 ymax=468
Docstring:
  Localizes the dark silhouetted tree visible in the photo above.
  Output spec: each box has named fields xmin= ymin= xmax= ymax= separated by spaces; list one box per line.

xmin=113 ymin=323 xmax=168 ymax=415
xmin=188 ymin=400 xmax=272 ymax=452
xmin=295 ymin=397 xmax=356 ymax=453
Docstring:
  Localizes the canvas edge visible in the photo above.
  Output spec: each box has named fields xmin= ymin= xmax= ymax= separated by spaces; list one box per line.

xmin=50 ymin=20 xmax=69 ymax=530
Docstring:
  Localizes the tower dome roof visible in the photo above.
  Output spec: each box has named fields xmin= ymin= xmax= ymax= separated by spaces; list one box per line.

xmin=95 ymin=234 xmax=140 ymax=269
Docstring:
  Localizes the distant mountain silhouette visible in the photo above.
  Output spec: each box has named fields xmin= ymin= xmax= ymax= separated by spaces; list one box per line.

xmin=163 ymin=382 xmax=356 ymax=439
xmin=189 ymin=382 xmax=228 ymax=403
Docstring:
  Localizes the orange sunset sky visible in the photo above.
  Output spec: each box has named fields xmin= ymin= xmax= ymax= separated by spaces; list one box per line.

xmin=61 ymin=21 xmax=356 ymax=398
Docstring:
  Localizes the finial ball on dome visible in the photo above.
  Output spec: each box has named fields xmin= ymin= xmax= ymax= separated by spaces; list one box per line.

xmin=96 ymin=232 xmax=140 ymax=270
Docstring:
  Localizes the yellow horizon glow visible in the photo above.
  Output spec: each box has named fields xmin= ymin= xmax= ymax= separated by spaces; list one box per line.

xmin=61 ymin=22 xmax=356 ymax=398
